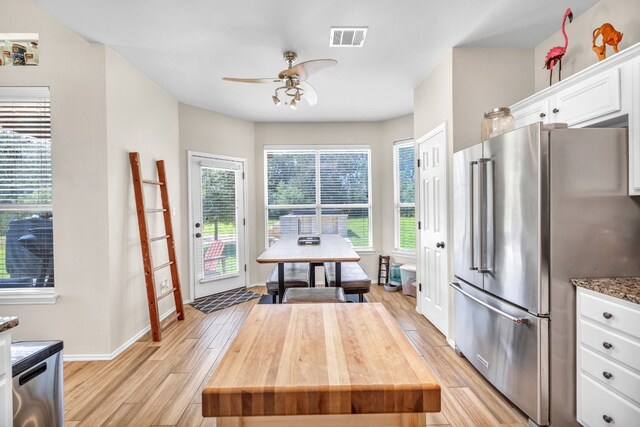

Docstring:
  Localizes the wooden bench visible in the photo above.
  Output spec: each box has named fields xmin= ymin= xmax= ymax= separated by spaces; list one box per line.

xmin=283 ymin=287 xmax=346 ymax=304
xmin=324 ymin=262 xmax=371 ymax=302
xmin=265 ymin=263 xmax=310 ymax=303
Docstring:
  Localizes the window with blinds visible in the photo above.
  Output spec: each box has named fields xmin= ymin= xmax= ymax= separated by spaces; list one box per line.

xmin=0 ymin=87 xmax=53 ymax=288
xmin=394 ymin=140 xmax=415 ymax=253
xmin=265 ymin=147 xmax=371 ymax=249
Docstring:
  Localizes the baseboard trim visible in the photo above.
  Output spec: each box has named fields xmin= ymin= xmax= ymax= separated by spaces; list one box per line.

xmin=63 ymin=306 xmax=178 ymax=362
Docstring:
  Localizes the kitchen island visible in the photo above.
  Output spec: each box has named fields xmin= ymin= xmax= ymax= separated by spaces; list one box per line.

xmin=202 ymin=303 xmax=441 ymax=426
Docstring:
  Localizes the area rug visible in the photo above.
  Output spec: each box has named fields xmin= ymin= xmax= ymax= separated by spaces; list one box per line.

xmin=190 ymin=287 xmax=261 ymax=314
xmin=258 ymin=293 xmax=366 ymax=304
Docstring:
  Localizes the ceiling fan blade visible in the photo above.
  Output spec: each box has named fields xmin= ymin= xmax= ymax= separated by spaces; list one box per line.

xmin=278 ymin=59 xmax=337 ymax=81
xmin=299 ymin=81 xmax=318 ymax=106
xmin=222 ymin=77 xmax=282 ymax=83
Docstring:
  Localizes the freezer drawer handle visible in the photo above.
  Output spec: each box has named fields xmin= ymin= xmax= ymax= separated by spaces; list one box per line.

xmin=450 ymin=282 xmax=529 ymax=325
xmin=18 ymin=362 xmax=47 ymax=386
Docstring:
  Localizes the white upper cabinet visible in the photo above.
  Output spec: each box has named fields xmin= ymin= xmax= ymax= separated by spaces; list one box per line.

xmin=511 ymin=42 xmax=640 ymax=195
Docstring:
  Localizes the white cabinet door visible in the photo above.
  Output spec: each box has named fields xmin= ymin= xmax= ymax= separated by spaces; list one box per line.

xmin=416 ymin=123 xmax=448 ymax=337
xmin=0 ymin=331 xmax=11 ymax=427
xmin=630 ymin=57 xmax=640 ymax=195
xmin=512 ymin=99 xmax=549 ymax=129
xmin=550 ymin=67 xmax=621 ymax=126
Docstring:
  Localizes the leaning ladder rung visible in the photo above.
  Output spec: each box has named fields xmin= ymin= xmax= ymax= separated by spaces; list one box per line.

xmin=145 ymin=208 xmax=167 ymax=213
xmin=150 ymin=235 xmax=170 ymax=242
xmin=153 ymin=261 xmax=174 ymax=271
xmin=142 ymin=179 xmax=164 ymax=186
xmin=157 ymin=287 xmax=176 ymax=301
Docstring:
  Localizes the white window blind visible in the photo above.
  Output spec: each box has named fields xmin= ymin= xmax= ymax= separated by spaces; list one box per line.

xmin=0 ymin=87 xmax=53 ymax=288
xmin=265 ymin=147 xmax=371 ymax=249
xmin=394 ymin=140 xmax=415 ymax=253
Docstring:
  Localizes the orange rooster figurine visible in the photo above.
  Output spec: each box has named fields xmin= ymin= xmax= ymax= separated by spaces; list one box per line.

xmin=544 ymin=8 xmax=573 ymax=86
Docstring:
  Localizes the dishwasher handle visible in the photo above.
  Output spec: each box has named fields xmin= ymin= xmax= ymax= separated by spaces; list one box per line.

xmin=18 ymin=362 xmax=47 ymax=386
xmin=450 ymin=282 xmax=529 ymax=325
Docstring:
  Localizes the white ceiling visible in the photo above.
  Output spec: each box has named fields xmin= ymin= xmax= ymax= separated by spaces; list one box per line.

xmin=34 ymin=0 xmax=598 ymax=122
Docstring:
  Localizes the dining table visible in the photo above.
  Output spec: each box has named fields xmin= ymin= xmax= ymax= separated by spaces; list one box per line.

xmin=256 ymin=234 xmax=361 ymax=302
xmin=202 ymin=302 xmax=441 ymax=426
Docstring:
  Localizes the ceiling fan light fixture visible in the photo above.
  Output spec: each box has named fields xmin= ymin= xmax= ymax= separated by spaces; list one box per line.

xmin=289 ymin=98 xmax=297 ymax=110
xmin=294 ymin=90 xmax=301 ymax=102
xmin=272 ymin=94 xmax=281 ymax=106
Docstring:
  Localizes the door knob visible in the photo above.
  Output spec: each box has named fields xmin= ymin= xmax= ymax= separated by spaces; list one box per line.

xmin=195 ymin=233 xmax=202 ymax=238
xmin=436 ymin=241 xmax=445 ymax=249
xmin=195 ymin=222 xmax=201 ymax=228
xmin=552 ymin=108 xmax=560 ymax=114
xmin=539 ymin=112 xmax=546 ymax=118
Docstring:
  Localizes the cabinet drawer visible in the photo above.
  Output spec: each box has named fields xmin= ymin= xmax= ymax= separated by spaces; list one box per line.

xmin=579 ymin=290 xmax=640 ymax=339
xmin=579 ymin=374 xmax=640 ymax=427
xmin=552 ymin=67 xmax=621 ymax=126
xmin=580 ymin=320 xmax=640 ymax=371
xmin=581 ymin=346 xmax=640 ymax=405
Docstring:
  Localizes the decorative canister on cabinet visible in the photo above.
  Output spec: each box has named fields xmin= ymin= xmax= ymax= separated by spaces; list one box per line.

xmin=481 ymin=107 xmax=515 ymax=141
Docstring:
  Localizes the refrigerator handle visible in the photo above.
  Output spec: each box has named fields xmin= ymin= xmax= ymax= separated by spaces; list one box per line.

xmin=478 ymin=159 xmax=493 ymax=273
xmin=468 ymin=161 xmax=478 ymax=271
xmin=450 ymin=282 xmax=529 ymax=325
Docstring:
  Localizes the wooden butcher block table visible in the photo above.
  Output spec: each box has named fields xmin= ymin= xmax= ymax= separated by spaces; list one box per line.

xmin=202 ymin=302 xmax=441 ymax=427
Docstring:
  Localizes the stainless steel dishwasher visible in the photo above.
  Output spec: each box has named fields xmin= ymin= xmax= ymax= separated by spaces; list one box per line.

xmin=11 ymin=340 xmax=64 ymax=427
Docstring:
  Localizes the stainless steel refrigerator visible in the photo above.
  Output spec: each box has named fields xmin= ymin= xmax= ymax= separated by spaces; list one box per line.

xmin=451 ymin=122 xmax=640 ymax=427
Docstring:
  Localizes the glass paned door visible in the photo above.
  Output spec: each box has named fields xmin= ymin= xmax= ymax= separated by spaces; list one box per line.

xmin=190 ymin=154 xmax=245 ymax=298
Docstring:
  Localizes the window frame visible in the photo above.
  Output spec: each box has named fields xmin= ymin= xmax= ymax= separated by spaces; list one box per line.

xmin=393 ymin=139 xmax=416 ymax=256
xmin=263 ymin=145 xmax=373 ymax=251
xmin=0 ymin=86 xmax=57 ymax=304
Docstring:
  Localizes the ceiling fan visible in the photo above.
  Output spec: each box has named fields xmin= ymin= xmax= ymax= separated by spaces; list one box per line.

xmin=223 ymin=51 xmax=337 ymax=110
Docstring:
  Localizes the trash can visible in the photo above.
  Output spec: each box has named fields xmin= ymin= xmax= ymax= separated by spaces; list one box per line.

xmin=399 ymin=263 xmax=417 ymax=297
xmin=389 ymin=263 xmax=402 ymax=285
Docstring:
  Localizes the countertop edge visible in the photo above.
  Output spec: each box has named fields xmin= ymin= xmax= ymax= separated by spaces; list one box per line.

xmin=571 ymin=277 xmax=640 ymax=305
xmin=0 ymin=316 xmax=19 ymax=333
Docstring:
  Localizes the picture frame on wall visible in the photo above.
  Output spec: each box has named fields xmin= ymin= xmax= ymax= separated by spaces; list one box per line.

xmin=1 ymin=33 xmax=39 ymax=66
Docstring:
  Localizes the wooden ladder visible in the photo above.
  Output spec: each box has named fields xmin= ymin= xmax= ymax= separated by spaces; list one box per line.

xmin=129 ymin=152 xmax=185 ymax=341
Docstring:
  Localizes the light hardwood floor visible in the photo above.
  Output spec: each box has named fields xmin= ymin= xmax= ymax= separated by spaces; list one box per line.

xmin=63 ymin=285 xmax=528 ymax=426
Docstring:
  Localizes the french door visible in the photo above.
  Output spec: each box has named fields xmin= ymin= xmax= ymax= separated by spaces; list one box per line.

xmin=189 ymin=153 xmax=246 ymax=299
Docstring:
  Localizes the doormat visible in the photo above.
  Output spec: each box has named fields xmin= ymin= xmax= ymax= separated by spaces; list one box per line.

xmin=190 ymin=287 xmax=260 ymax=314
xmin=258 ymin=293 xmax=366 ymax=304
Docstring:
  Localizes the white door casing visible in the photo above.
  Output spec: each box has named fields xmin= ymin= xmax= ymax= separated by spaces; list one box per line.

xmin=188 ymin=152 xmax=248 ymax=299
xmin=416 ymin=123 xmax=449 ymax=337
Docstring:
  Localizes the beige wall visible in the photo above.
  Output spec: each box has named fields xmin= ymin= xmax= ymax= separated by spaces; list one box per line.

xmin=0 ymin=0 xmax=112 ymax=355
xmin=453 ymin=48 xmax=534 ymax=151
xmin=105 ymin=48 xmax=181 ymax=351
xmin=177 ymin=104 xmax=256 ymax=293
xmin=535 ymin=0 xmax=640 ymax=91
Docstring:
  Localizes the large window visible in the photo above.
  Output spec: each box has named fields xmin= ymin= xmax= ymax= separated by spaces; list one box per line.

xmin=265 ymin=147 xmax=371 ymax=249
xmin=0 ymin=87 xmax=53 ymax=289
xmin=393 ymin=140 xmax=415 ymax=253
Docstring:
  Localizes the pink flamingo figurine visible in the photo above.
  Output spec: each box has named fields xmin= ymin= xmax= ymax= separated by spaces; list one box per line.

xmin=544 ymin=8 xmax=574 ymax=86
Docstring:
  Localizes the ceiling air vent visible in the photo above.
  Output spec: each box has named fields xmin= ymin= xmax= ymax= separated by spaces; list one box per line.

xmin=330 ymin=27 xmax=368 ymax=47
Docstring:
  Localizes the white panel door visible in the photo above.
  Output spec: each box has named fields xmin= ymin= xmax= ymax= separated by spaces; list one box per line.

xmin=416 ymin=123 xmax=449 ymax=336
xmin=189 ymin=153 xmax=247 ymax=298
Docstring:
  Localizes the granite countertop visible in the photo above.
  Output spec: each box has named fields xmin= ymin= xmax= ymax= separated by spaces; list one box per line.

xmin=0 ymin=316 xmax=19 ymax=333
xmin=571 ymin=277 xmax=640 ymax=305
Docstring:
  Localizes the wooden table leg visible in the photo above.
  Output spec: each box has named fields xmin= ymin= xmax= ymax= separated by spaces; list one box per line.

xmin=278 ymin=262 xmax=284 ymax=303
